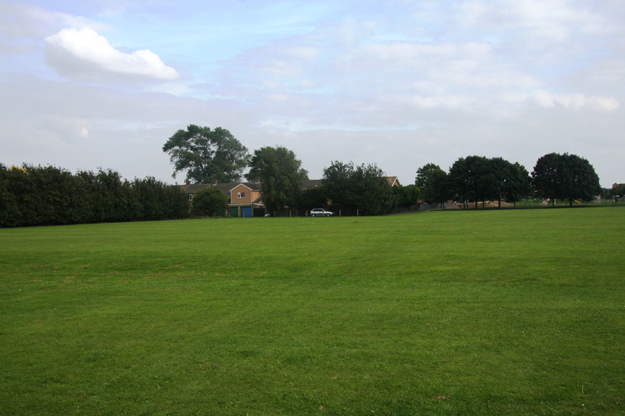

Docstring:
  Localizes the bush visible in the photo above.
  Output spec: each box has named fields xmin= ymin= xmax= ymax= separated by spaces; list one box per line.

xmin=0 ymin=164 xmax=189 ymax=228
xmin=191 ymin=187 xmax=229 ymax=217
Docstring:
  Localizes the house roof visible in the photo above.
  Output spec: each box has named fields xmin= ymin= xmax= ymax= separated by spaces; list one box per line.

xmin=301 ymin=179 xmax=323 ymax=190
xmin=386 ymin=176 xmax=400 ymax=186
xmin=180 ymin=182 xmax=261 ymax=194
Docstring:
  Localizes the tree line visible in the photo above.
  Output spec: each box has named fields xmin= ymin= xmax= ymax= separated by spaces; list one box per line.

xmin=164 ymin=125 xmax=603 ymax=216
xmin=164 ymin=125 xmax=409 ymax=216
xmin=417 ymin=153 xmax=601 ymax=209
xmin=0 ymin=164 xmax=189 ymax=228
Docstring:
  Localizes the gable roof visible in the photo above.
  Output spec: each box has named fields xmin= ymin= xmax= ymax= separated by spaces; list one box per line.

xmin=386 ymin=176 xmax=400 ymax=186
xmin=180 ymin=182 xmax=261 ymax=194
xmin=301 ymin=179 xmax=323 ymax=190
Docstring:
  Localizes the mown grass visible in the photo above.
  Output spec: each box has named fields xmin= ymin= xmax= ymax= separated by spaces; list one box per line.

xmin=1 ymin=207 xmax=624 ymax=415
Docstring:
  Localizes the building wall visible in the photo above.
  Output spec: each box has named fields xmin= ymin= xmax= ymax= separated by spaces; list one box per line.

xmin=230 ymin=184 xmax=253 ymax=204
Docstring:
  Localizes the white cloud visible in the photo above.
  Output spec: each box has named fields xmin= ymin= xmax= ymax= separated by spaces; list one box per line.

xmin=530 ymin=90 xmax=619 ymax=111
xmin=0 ymin=2 xmax=103 ymax=39
xmin=455 ymin=0 xmax=613 ymax=41
xmin=44 ymin=28 xmax=179 ymax=81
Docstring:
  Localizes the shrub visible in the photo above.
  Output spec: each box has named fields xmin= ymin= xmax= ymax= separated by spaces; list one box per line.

xmin=191 ymin=187 xmax=229 ymax=217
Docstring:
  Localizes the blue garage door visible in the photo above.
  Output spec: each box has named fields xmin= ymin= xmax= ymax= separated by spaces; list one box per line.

xmin=241 ymin=206 xmax=252 ymax=217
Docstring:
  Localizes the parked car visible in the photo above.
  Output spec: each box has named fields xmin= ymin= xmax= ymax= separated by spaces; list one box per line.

xmin=310 ymin=208 xmax=334 ymax=217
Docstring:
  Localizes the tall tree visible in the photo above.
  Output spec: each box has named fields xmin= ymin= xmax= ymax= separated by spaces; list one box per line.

xmin=246 ymin=146 xmax=308 ymax=215
xmin=419 ymin=165 xmax=450 ymax=209
xmin=531 ymin=153 xmax=562 ymax=207
xmin=427 ymin=168 xmax=451 ymax=209
xmin=394 ymin=184 xmax=420 ymax=208
xmin=487 ymin=157 xmax=511 ymax=209
xmin=351 ymin=163 xmax=397 ymax=215
xmin=464 ymin=155 xmax=490 ymax=209
xmin=415 ymin=163 xmax=443 ymax=192
xmin=163 ymin=125 xmax=249 ymax=184
xmin=322 ymin=161 xmax=396 ymax=215
xmin=532 ymin=152 xmax=601 ymax=207
xmin=504 ymin=162 xmax=532 ymax=208
xmin=559 ymin=153 xmax=601 ymax=206
xmin=322 ymin=161 xmax=355 ymax=207
xmin=449 ymin=157 xmax=469 ymax=209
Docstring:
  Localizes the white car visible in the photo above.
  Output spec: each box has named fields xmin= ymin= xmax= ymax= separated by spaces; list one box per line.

xmin=310 ymin=208 xmax=334 ymax=217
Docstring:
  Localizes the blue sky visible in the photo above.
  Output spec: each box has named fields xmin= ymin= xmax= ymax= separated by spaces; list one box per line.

xmin=1 ymin=0 xmax=624 ymax=186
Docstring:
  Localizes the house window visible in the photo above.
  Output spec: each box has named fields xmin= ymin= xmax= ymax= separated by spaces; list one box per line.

xmin=237 ymin=192 xmax=246 ymax=199
xmin=188 ymin=194 xmax=193 ymax=201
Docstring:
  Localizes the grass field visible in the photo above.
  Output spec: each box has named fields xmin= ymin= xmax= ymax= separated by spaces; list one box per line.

xmin=1 ymin=207 xmax=624 ymax=415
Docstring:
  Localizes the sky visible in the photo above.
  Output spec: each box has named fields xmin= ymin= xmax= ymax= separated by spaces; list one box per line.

xmin=1 ymin=0 xmax=623 ymax=187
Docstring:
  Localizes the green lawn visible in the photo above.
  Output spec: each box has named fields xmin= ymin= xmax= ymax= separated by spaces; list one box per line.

xmin=1 ymin=207 xmax=624 ymax=415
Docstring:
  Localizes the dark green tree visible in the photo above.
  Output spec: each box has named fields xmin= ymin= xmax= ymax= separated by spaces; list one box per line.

xmin=322 ymin=161 xmax=355 ymax=208
xmin=449 ymin=157 xmax=469 ymax=209
xmin=559 ymin=153 xmax=601 ymax=206
xmin=296 ymin=186 xmax=329 ymax=211
xmin=394 ymin=184 xmax=421 ymax=208
xmin=611 ymin=184 xmax=625 ymax=198
xmin=415 ymin=163 xmax=443 ymax=197
xmin=486 ymin=157 xmax=510 ymax=209
xmin=464 ymin=156 xmax=490 ymax=209
xmin=163 ymin=125 xmax=249 ymax=184
xmin=322 ymin=161 xmax=396 ymax=215
xmin=531 ymin=153 xmax=562 ymax=207
xmin=504 ymin=162 xmax=532 ymax=208
xmin=426 ymin=168 xmax=451 ymax=209
xmin=246 ymin=146 xmax=308 ymax=215
xmin=532 ymin=153 xmax=601 ymax=207
xmin=420 ymin=164 xmax=446 ymax=205
xmin=191 ymin=187 xmax=228 ymax=217
xmin=351 ymin=163 xmax=397 ymax=215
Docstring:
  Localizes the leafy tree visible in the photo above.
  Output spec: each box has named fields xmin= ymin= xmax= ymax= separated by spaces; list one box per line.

xmin=464 ymin=155 xmax=490 ymax=209
xmin=531 ymin=153 xmax=562 ymax=207
xmin=415 ymin=163 xmax=443 ymax=193
xmin=163 ymin=125 xmax=249 ymax=184
xmin=559 ymin=153 xmax=601 ymax=206
xmin=351 ymin=163 xmax=397 ymax=215
xmin=611 ymin=184 xmax=625 ymax=197
xmin=394 ymin=184 xmax=420 ymax=208
xmin=426 ymin=168 xmax=451 ymax=209
xmin=504 ymin=162 xmax=532 ymax=208
xmin=419 ymin=164 xmax=447 ymax=206
xmin=532 ymin=152 xmax=601 ymax=207
xmin=449 ymin=157 xmax=469 ymax=209
xmin=191 ymin=187 xmax=228 ymax=217
xmin=297 ymin=186 xmax=329 ymax=211
xmin=322 ymin=161 xmax=396 ymax=215
xmin=246 ymin=146 xmax=308 ymax=215
xmin=486 ymin=157 xmax=510 ymax=208
xmin=321 ymin=161 xmax=355 ymax=207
